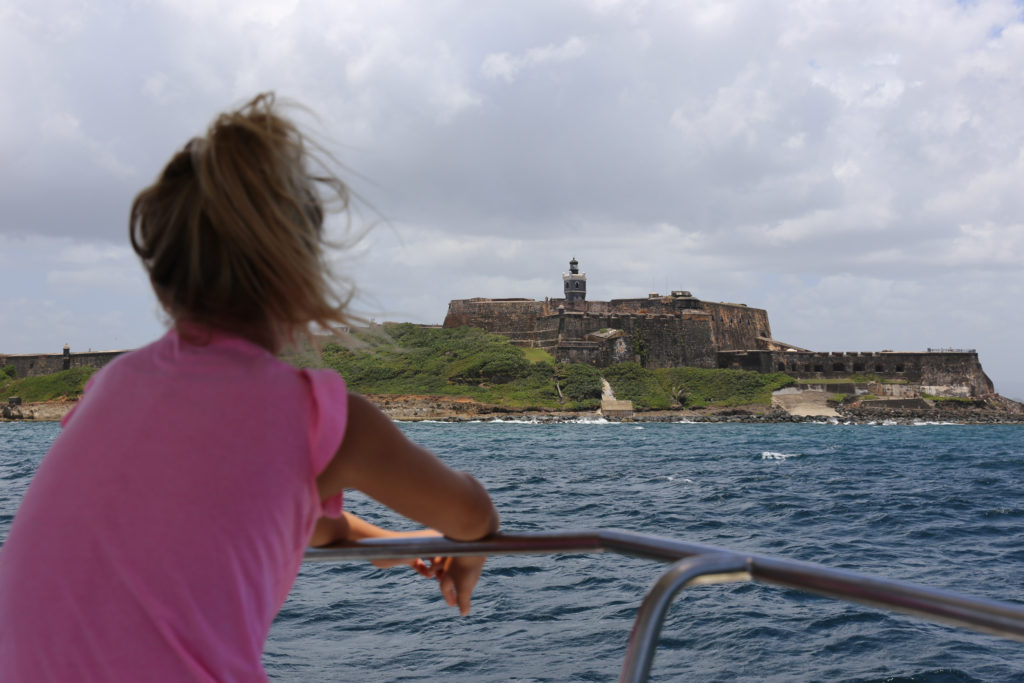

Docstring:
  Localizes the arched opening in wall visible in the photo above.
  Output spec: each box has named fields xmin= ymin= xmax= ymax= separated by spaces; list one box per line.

xmin=853 ymin=363 xmax=865 ymax=372
xmin=777 ymin=362 xmax=786 ymax=371
xmin=895 ymin=364 xmax=905 ymax=373
xmin=875 ymin=364 xmax=884 ymax=373
xmin=832 ymin=363 xmax=845 ymax=372
xmin=804 ymin=364 xmax=812 ymax=372
xmin=814 ymin=364 xmax=824 ymax=372
xmin=789 ymin=363 xmax=798 ymax=371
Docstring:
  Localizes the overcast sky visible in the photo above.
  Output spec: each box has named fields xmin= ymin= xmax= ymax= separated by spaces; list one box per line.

xmin=2 ymin=0 xmax=1023 ymax=399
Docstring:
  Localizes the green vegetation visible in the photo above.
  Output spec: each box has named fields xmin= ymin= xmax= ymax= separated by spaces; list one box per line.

xmin=923 ymin=394 xmax=975 ymax=403
xmin=1 ymin=365 xmax=15 ymax=379
xmin=604 ymin=362 xmax=672 ymax=410
xmin=320 ymin=324 xmax=565 ymax=410
xmin=315 ymin=323 xmax=798 ymax=411
xmin=557 ymin=363 xmax=602 ymax=409
xmin=1 ymin=325 xmax=802 ymax=413
xmin=655 ymin=367 xmax=796 ymax=408
xmin=522 ymin=347 xmax=555 ymax=364
xmin=0 ymin=367 xmax=97 ymax=402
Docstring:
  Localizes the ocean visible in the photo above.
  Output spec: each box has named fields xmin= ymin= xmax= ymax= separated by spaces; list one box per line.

xmin=2 ymin=419 xmax=1022 ymax=681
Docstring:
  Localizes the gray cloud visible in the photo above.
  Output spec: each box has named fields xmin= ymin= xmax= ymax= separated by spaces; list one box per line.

xmin=2 ymin=0 xmax=1023 ymax=397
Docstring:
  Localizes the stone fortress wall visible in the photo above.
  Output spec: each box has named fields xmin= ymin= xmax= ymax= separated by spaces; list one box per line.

xmin=1 ymin=346 xmax=125 ymax=379
xmin=443 ymin=260 xmax=995 ymax=398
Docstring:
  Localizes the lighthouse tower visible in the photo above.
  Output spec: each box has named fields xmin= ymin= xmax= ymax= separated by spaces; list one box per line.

xmin=562 ymin=257 xmax=587 ymax=302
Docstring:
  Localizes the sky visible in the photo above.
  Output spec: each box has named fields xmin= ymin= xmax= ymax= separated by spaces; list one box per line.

xmin=1 ymin=0 xmax=1023 ymax=399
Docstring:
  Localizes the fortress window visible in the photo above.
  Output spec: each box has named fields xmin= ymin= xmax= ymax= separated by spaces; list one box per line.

xmin=777 ymin=362 xmax=786 ymax=371
xmin=853 ymin=363 xmax=865 ymax=372
xmin=875 ymin=364 xmax=884 ymax=372
xmin=895 ymin=364 xmax=905 ymax=373
xmin=804 ymin=364 xmax=812 ymax=372
xmin=814 ymin=364 xmax=824 ymax=372
xmin=832 ymin=363 xmax=845 ymax=372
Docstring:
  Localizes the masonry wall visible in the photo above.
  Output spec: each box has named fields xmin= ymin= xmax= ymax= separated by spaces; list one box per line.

xmin=702 ymin=302 xmax=771 ymax=351
xmin=444 ymin=295 xmax=769 ymax=355
xmin=1 ymin=349 xmax=125 ymax=378
xmin=717 ymin=350 xmax=994 ymax=397
xmin=443 ymin=299 xmax=548 ymax=342
xmin=540 ymin=311 xmax=716 ymax=368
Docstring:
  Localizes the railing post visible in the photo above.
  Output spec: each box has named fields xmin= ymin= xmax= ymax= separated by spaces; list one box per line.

xmin=619 ymin=553 xmax=751 ymax=683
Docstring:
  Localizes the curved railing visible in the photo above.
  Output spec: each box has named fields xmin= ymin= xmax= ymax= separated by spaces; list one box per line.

xmin=304 ymin=529 xmax=1024 ymax=682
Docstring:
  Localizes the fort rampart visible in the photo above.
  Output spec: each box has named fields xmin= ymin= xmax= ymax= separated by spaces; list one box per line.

xmin=717 ymin=350 xmax=994 ymax=397
xmin=443 ymin=293 xmax=770 ymax=368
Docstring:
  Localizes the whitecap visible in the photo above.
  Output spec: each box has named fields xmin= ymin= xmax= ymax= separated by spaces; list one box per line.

xmin=762 ymin=451 xmax=800 ymax=461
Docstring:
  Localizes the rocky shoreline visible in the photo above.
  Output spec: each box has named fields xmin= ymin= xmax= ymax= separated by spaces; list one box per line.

xmin=5 ymin=393 xmax=1024 ymax=425
xmin=365 ymin=394 xmax=1024 ymax=425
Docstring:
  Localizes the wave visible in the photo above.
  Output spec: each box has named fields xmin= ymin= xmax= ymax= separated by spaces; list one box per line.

xmin=762 ymin=451 xmax=801 ymax=461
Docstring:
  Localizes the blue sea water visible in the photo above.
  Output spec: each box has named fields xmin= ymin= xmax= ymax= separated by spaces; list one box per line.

xmin=2 ymin=419 xmax=1023 ymax=681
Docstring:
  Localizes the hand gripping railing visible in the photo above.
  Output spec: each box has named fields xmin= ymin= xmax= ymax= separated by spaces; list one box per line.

xmin=304 ymin=529 xmax=1024 ymax=682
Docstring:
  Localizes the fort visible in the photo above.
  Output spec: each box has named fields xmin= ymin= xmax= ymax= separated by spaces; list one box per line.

xmin=444 ymin=258 xmax=995 ymax=398
xmin=3 ymin=259 xmax=997 ymax=403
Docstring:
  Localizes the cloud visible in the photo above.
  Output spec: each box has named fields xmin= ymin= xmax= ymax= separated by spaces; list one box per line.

xmin=481 ymin=35 xmax=587 ymax=82
xmin=2 ymin=0 xmax=1024 ymax=395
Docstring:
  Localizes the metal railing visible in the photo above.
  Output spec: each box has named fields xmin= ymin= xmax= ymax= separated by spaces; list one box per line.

xmin=304 ymin=529 xmax=1024 ymax=682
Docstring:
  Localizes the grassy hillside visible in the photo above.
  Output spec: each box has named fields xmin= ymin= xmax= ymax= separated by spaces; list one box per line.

xmin=0 ymin=366 xmax=97 ymax=402
xmin=321 ymin=323 xmax=794 ymax=411
xmin=2 ymin=325 xmax=797 ymax=411
xmin=320 ymin=324 xmax=566 ymax=410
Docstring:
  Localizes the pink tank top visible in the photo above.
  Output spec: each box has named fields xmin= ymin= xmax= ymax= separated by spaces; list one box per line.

xmin=0 ymin=328 xmax=347 ymax=681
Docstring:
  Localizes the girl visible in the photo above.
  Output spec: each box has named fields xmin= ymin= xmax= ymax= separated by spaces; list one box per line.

xmin=0 ymin=93 xmax=500 ymax=681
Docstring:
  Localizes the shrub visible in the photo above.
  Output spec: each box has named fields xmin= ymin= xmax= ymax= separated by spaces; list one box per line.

xmin=558 ymin=364 xmax=602 ymax=404
xmin=655 ymin=367 xmax=795 ymax=408
xmin=603 ymin=362 xmax=672 ymax=410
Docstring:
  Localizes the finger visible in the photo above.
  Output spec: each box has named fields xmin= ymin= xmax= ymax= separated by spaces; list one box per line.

xmin=439 ymin=574 xmax=457 ymax=608
xmin=435 ymin=556 xmax=453 ymax=580
xmin=456 ymin=589 xmax=472 ymax=617
xmin=411 ymin=559 xmax=434 ymax=577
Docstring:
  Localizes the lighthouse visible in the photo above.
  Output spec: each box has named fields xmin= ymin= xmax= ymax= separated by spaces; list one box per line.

xmin=562 ymin=257 xmax=587 ymax=302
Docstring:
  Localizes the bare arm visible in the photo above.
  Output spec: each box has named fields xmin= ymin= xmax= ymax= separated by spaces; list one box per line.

xmin=316 ymin=393 xmax=499 ymax=541
xmin=309 ymin=510 xmax=441 ymax=547
xmin=314 ymin=393 xmax=500 ymax=614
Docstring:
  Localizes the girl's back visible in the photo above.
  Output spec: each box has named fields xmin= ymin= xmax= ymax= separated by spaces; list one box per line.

xmin=0 ymin=327 xmax=348 ymax=680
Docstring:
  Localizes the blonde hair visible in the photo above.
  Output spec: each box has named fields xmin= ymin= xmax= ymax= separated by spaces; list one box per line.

xmin=130 ymin=93 xmax=354 ymax=351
